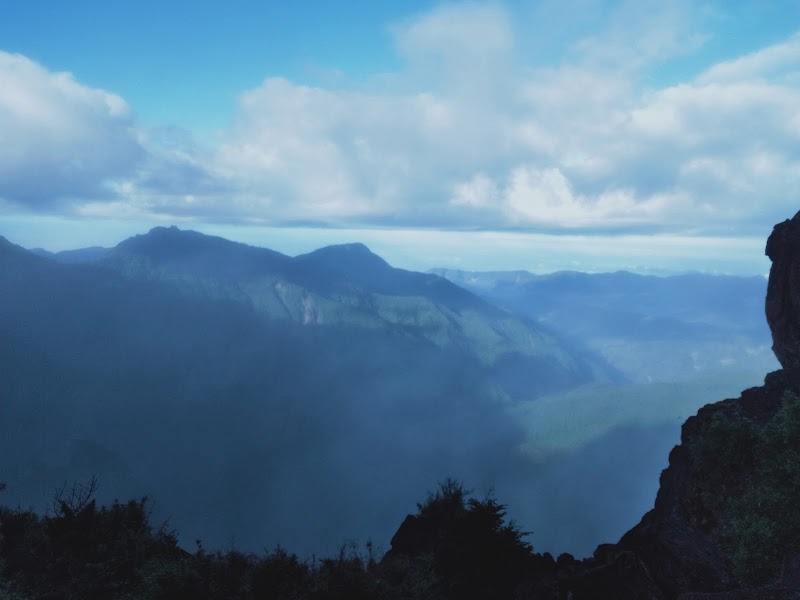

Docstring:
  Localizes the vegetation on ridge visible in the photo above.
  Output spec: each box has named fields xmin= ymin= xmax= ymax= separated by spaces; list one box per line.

xmin=0 ymin=479 xmax=541 ymax=600
xmin=689 ymin=389 xmax=800 ymax=585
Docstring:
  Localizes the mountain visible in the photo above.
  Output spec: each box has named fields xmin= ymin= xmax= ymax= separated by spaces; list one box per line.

xmin=573 ymin=214 xmax=800 ymax=596
xmin=433 ymin=267 xmax=777 ymax=383
xmin=5 ymin=213 xmax=800 ymax=598
xmin=30 ymin=245 xmax=111 ymax=263
xmin=295 ymin=242 xmax=479 ymax=306
xmin=367 ymin=212 xmax=800 ymax=598
xmin=430 ymin=265 xmax=777 ymax=558
xmin=101 ymin=226 xmax=617 ymax=390
xmin=542 ymin=210 xmax=800 ymax=597
xmin=0 ymin=227 xmax=614 ymax=556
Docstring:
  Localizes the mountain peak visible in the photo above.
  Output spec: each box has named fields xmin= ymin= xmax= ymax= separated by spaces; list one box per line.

xmin=0 ymin=235 xmax=44 ymax=262
xmin=301 ymin=242 xmax=384 ymax=260
xmin=115 ymin=226 xmax=258 ymax=258
xmin=110 ymin=226 xmax=291 ymax=280
xmin=117 ymin=225 xmax=207 ymax=250
xmin=294 ymin=242 xmax=391 ymax=277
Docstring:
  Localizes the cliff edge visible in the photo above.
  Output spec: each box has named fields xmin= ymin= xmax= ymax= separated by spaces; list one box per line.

xmin=382 ymin=212 xmax=800 ymax=599
xmin=613 ymin=211 xmax=800 ymax=598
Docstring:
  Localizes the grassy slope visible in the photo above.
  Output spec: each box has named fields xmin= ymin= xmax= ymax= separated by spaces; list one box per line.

xmin=512 ymin=371 xmax=767 ymax=460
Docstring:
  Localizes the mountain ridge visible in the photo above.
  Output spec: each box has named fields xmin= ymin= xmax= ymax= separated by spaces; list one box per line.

xmin=434 ymin=266 xmax=776 ymax=383
xmin=0 ymin=226 xmax=619 ymax=555
xmin=3 ymin=215 xmax=798 ymax=597
xmin=88 ymin=226 xmax=615 ymax=381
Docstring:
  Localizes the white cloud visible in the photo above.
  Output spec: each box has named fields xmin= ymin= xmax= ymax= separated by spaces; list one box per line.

xmin=698 ymin=32 xmax=800 ymax=84
xmin=392 ymin=3 xmax=514 ymax=98
xmin=450 ymin=173 xmax=499 ymax=208
xmin=214 ymin=74 xmax=518 ymax=225
xmin=208 ymin=9 xmax=800 ymax=233
xmin=469 ymin=166 xmax=694 ymax=228
xmin=1 ymin=3 xmax=798 ymax=239
xmin=571 ymin=0 xmax=708 ymax=72
xmin=0 ymin=52 xmax=144 ymax=208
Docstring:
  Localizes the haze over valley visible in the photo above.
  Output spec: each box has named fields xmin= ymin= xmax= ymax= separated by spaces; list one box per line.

xmin=0 ymin=3 xmax=797 ymax=596
xmin=0 ymin=227 xmax=775 ymax=557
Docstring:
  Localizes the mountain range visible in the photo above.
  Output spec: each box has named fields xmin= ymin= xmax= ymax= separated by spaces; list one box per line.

xmin=433 ymin=267 xmax=777 ymax=383
xmin=4 ymin=214 xmax=800 ymax=600
xmin=1 ymin=226 xmax=614 ymax=555
xmin=0 ymin=226 xmax=775 ymax=558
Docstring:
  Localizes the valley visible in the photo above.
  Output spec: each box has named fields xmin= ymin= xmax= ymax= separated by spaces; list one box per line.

xmin=0 ymin=227 xmax=774 ymax=558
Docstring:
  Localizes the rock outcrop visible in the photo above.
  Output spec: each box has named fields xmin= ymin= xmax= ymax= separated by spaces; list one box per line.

xmin=383 ymin=212 xmax=800 ymax=599
xmin=609 ymin=213 xmax=800 ymax=598
xmin=618 ymin=370 xmax=790 ymax=597
xmin=766 ymin=210 xmax=800 ymax=374
xmin=607 ymin=213 xmax=800 ymax=598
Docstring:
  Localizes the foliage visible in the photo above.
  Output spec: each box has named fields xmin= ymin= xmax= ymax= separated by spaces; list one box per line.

xmin=0 ymin=478 xmax=548 ymax=599
xmin=394 ymin=479 xmax=537 ymax=599
xmin=689 ymin=391 xmax=800 ymax=585
xmin=690 ymin=409 xmax=758 ymax=493
xmin=0 ymin=490 xmax=401 ymax=600
xmin=0 ymin=490 xmax=179 ymax=600
xmin=517 ymin=372 xmax=764 ymax=459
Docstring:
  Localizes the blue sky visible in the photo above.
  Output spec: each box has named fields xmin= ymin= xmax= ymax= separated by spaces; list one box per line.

xmin=1 ymin=0 xmax=798 ymax=274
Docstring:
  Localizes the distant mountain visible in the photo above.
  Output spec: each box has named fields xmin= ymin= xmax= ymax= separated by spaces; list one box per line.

xmin=295 ymin=243 xmax=480 ymax=308
xmin=30 ymin=245 xmax=110 ymax=263
xmin=4 ymin=215 xmax=799 ymax=600
xmin=101 ymin=227 xmax=616 ymax=386
xmin=0 ymin=227 xmax=615 ymax=557
xmin=422 ymin=267 xmax=777 ymax=556
xmin=432 ymin=268 xmax=778 ymax=382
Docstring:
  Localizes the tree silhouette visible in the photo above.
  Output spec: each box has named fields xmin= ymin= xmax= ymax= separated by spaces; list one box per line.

xmin=51 ymin=475 xmax=98 ymax=517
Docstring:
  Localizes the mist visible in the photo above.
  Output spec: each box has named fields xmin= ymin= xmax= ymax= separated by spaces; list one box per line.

xmin=0 ymin=228 xmax=775 ymax=560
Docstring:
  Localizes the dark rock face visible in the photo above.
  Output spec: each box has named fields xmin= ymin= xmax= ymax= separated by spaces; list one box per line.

xmin=610 ymin=212 xmax=800 ymax=598
xmin=766 ymin=211 xmax=800 ymax=373
xmin=618 ymin=371 xmax=789 ymax=597
xmin=383 ymin=212 xmax=800 ymax=599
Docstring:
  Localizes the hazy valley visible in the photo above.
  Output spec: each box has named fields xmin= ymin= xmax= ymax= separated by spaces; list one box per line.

xmin=0 ymin=226 xmax=775 ymax=561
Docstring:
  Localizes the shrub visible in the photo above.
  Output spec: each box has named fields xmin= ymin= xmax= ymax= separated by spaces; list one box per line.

xmin=399 ymin=479 xmax=535 ymax=599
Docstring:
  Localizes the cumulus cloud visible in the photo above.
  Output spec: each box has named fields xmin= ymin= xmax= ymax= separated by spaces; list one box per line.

xmin=0 ymin=52 xmax=144 ymax=208
xmin=451 ymin=174 xmax=500 ymax=209
xmin=214 ymin=74 xmax=515 ymax=225
xmin=0 ymin=53 xmax=229 ymax=220
xmin=617 ymin=64 xmax=800 ymax=228
xmin=391 ymin=3 xmax=515 ymax=98
xmin=698 ymin=32 xmax=800 ymax=84
xmin=208 ymin=3 xmax=799 ymax=233
xmin=1 ymin=3 xmax=799 ymax=236
xmin=570 ymin=0 xmax=708 ymax=72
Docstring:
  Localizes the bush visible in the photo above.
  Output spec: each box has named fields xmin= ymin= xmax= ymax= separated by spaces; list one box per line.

xmin=0 ymin=478 xmax=541 ymax=599
xmin=394 ymin=479 xmax=535 ymax=599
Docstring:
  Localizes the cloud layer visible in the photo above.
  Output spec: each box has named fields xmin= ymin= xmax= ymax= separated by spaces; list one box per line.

xmin=0 ymin=53 xmax=144 ymax=209
xmin=1 ymin=2 xmax=798 ymax=235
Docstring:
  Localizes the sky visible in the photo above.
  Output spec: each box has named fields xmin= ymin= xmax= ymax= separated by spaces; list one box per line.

xmin=0 ymin=0 xmax=798 ymax=274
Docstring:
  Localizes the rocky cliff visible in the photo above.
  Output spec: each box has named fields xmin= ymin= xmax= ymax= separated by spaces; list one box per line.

xmin=383 ymin=212 xmax=800 ymax=599
xmin=605 ymin=211 xmax=800 ymax=598
xmin=766 ymin=212 xmax=800 ymax=375
xmin=604 ymin=211 xmax=800 ymax=598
